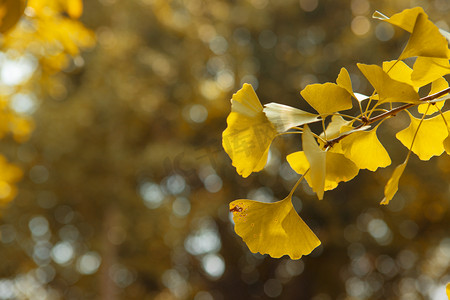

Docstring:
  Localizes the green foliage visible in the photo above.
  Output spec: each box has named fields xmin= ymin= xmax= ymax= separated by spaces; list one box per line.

xmin=223 ymin=7 xmax=450 ymax=259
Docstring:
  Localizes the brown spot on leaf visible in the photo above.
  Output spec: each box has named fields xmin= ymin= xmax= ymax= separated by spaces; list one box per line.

xmin=230 ymin=205 xmax=243 ymax=213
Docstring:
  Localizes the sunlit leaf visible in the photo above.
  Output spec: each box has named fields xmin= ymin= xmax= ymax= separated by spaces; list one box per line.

xmin=336 ymin=67 xmax=357 ymax=99
xmin=287 ymin=150 xmax=359 ymax=192
xmin=418 ymin=77 xmax=448 ymax=115
xmin=300 ymin=82 xmax=352 ymax=115
xmin=263 ymin=103 xmax=320 ymax=133
xmin=229 ymin=197 xmax=321 ymax=259
xmin=373 ymin=7 xmax=423 ymax=32
xmin=340 ymin=124 xmax=391 ymax=171
xmin=321 ymin=115 xmax=352 ymax=142
xmin=222 ymin=84 xmax=277 ymax=178
xmin=381 ymin=161 xmax=407 ymax=205
xmin=396 ymin=111 xmax=450 ymax=160
xmin=374 ymin=7 xmax=450 ymax=59
xmin=357 ymin=63 xmax=420 ymax=104
xmin=412 ymin=57 xmax=450 ymax=87
xmin=399 ymin=13 xmax=450 ymax=59
xmin=382 ymin=60 xmax=415 ymax=89
xmin=302 ymin=125 xmax=326 ymax=199
xmin=446 ymin=282 xmax=450 ymax=300
xmin=0 ymin=0 xmax=26 ymax=33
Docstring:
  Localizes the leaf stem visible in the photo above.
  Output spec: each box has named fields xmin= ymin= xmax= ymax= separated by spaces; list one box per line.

xmin=325 ymin=87 xmax=450 ymax=147
xmin=288 ymin=169 xmax=309 ymax=198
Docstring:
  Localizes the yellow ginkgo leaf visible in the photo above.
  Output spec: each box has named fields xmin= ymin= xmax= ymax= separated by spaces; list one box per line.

xmin=396 ymin=111 xmax=450 ymax=160
xmin=302 ymin=125 xmax=326 ymax=199
xmin=357 ymin=63 xmax=420 ymax=104
xmin=223 ymin=84 xmax=278 ymax=178
xmin=412 ymin=57 xmax=450 ymax=87
xmin=287 ymin=150 xmax=359 ymax=192
xmin=320 ymin=115 xmax=352 ymax=145
xmin=399 ymin=12 xmax=450 ymax=60
xmin=336 ymin=67 xmax=357 ymax=99
xmin=340 ymin=124 xmax=391 ymax=171
xmin=229 ymin=196 xmax=321 ymax=259
xmin=418 ymin=77 xmax=448 ymax=115
xmin=263 ymin=103 xmax=320 ymax=133
xmin=446 ymin=282 xmax=450 ymax=300
xmin=300 ymin=82 xmax=352 ymax=116
xmin=381 ymin=161 xmax=407 ymax=205
xmin=374 ymin=7 xmax=450 ymax=59
xmin=382 ymin=60 xmax=415 ymax=89
xmin=373 ymin=7 xmax=423 ymax=33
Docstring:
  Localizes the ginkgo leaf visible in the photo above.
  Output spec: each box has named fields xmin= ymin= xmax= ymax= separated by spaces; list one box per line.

xmin=340 ymin=124 xmax=391 ymax=171
xmin=357 ymin=63 xmax=420 ymax=104
xmin=373 ymin=7 xmax=423 ymax=32
xmin=374 ymin=7 xmax=450 ymax=59
xmin=446 ymin=282 xmax=450 ymax=300
xmin=263 ymin=103 xmax=320 ymax=133
xmin=300 ymin=82 xmax=352 ymax=115
xmin=321 ymin=115 xmax=352 ymax=141
xmin=412 ymin=57 xmax=450 ymax=87
xmin=382 ymin=60 xmax=415 ymax=89
xmin=229 ymin=197 xmax=321 ymax=259
xmin=302 ymin=125 xmax=326 ymax=199
xmin=396 ymin=111 xmax=450 ymax=160
xmin=399 ymin=12 xmax=450 ymax=59
xmin=418 ymin=77 xmax=448 ymax=115
xmin=336 ymin=67 xmax=357 ymax=99
xmin=287 ymin=150 xmax=359 ymax=192
xmin=381 ymin=161 xmax=407 ymax=205
xmin=222 ymin=84 xmax=277 ymax=178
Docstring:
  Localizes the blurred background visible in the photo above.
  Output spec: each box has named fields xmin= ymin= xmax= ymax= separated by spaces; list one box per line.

xmin=0 ymin=0 xmax=449 ymax=299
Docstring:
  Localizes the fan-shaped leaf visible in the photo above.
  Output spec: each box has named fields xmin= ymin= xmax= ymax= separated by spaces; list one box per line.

xmin=340 ymin=124 xmax=391 ymax=171
xmin=229 ymin=197 xmax=321 ymax=259
xmin=396 ymin=111 xmax=450 ymax=160
xmin=263 ymin=103 xmax=320 ymax=133
xmin=382 ymin=61 xmax=415 ymax=89
xmin=357 ymin=63 xmax=420 ymax=104
xmin=300 ymin=82 xmax=352 ymax=115
xmin=222 ymin=84 xmax=277 ymax=177
xmin=374 ymin=7 xmax=450 ymax=59
xmin=412 ymin=57 xmax=450 ymax=86
xmin=399 ymin=13 xmax=450 ymax=59
xmin=287 ymin=150 xmax=359 ymax=192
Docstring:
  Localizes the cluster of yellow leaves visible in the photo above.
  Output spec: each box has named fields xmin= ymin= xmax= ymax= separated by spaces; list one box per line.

xmin=2 ymin=0 xmax=95 ymax=72
xmin=223 ymin=7 xmax=450 ymax=259
xmin=0 ymin=0 xmax=94 ymax=209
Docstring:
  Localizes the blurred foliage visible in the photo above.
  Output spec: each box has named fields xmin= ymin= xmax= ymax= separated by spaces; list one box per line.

xmin=0 ymin=0 xmax=448 ymax=299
